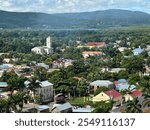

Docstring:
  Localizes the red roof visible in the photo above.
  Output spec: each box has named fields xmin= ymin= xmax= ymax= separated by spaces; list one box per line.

xmin=87 ymin=42 xmax=106 ymax=46
xmin=105 ymin=89 xmax=122 ymax=99
xmin=130 ymin=90 xmax=142 ymax=97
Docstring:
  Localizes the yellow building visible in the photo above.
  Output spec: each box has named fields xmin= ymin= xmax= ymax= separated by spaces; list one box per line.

xmin=93 ymin=92 xmax=110 ymax=102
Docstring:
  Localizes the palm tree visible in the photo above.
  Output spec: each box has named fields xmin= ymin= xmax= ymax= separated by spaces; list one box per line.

xmin=142 ymin=93 xmax=150 ymax=108
xmin=9 ymin=92 xmax=30 ymax=112
xmin=27 ymin=78 xmax=41 ymax=103
xmin=126 ymin=97 xmax=143 ymax=113
xmin=0 ymin=99 xmax=10 ymax=113
xmin=76 ymin=78 xmax=88 ymax=97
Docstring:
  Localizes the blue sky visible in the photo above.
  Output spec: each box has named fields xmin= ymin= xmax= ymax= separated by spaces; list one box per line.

xmin=0 ymin=0 xmax=150 ymax=14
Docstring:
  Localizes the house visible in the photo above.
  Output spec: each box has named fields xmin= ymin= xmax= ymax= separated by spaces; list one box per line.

xmin=90 ymin=80 xmax=114 ymax=92
xmin=24 ymin=80 xmax=54 ymax=103
xmin=73 ymin=107 xmax=95 ymax=113
xmin=87 ymin=42 xmax=106 ymax=48
xmin=93 ymin=89 xmax=122 ymax=102
xmin=114 ymin=79 xmax=136 ymax=91
xmin=37 ymin=63 xmax=49 ymax=70
xmin=35 ymin=105 xmax=50 ymax=113
xmin=51 ymin=102 xmax=72 ymax=113
xmin=82 ymin=51 xmax=103 ymax=59
xmin=124 ymin=90 xmax=142 ymax=102
xmin=0 ymin=64 xmax=13 ymax=70
xmin=118 ymin=47 xmax=127 ymax=52
xmin=31 ymin=36 xmax=53 ymax=55
xmin=0 ymin=82 xmax=8 ymax=91
xmin=108 ymin=68 xmax=126 ymax=73
xmin=93 ymin=91 xmax=110 ymax=102
xmin=3 ymin=58 xmax=18 ymax=63
xmin=133 ymin=47 xmax=143 ymax=55
xmin=77 ymin=42 xmax=106 ymax=49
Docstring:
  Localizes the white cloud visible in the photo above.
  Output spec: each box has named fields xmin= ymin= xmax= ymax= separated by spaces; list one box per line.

xmin=0 ymin=0 xmax=149 ymax=13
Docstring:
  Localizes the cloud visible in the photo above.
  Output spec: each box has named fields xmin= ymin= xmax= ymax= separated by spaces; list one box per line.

xmin=0 ymin=0 xmax=149 ymax=13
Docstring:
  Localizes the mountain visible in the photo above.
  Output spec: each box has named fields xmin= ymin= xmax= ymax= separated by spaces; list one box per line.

xmin=0 ymin=9 xmax=150 ymax=29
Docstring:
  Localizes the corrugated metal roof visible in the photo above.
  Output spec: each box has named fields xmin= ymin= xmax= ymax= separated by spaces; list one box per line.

xmin=40 ymin=80 xmax=53 ymax=87
xmin=0 ymin=82 xmax=8 ymax=87
xmin=53 ymin=102 xmax=72 ymax=111
xmin=73 ymin=108 xmax=94 ymax=113
xmin=90 ymin=80 xmax=113 ymax=86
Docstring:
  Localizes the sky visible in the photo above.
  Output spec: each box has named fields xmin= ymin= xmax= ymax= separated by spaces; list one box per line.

xmin=0 ymin=0 xmax=150 ymax=14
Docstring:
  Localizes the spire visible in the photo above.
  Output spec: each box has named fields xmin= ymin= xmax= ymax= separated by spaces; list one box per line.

xmin=46 ymin=36 xmax=51 ymax=48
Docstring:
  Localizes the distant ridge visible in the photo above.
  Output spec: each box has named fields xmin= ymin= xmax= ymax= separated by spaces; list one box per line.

xmin=0 ymin=9 xmax=150 ymax=29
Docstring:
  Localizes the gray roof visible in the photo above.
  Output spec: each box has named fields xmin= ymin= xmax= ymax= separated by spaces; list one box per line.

xmin=0 ymin=82 xmax=8 ymax=87
xmin=40 ymin=80 xmax=53 ymax=87
xmin=90 ymin=80 xmax=113 ymax=86
xmin=24 ymin=80 xmax=53 ymax=88
xmin=36 ymin=105 xmax=50 ymax=111
xmin=52 ymin=102 xmax=72 ymax=111
xmin=73 ymin=108 xmax=94 ymax=113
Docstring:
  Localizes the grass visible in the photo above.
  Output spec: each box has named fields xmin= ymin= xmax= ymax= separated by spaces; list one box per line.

xmin=68 ymin=96 xmax=92 ymax=106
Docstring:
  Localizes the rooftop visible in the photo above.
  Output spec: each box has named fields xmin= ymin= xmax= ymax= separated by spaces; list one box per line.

xmin=90 ymin=80 xmax=113 ymax=86
xmin=105 ymin=89 xmax=122 ymax=99
xmin=87 ymin=42 xmax=105 ymax=46
xmin=0 ymin=82 xmax=8 ymax=87
xmin=52 ymin=102 xmax=72 ymax=111
xmin=130 ymin=90 xmax=142 ymax=97
xmin=82 ymin=51 xmax=103 ymax=55
xmin=73 ymin=108 xmax=94 ymax=113
xmin=40 ymin=80 xmax=53 ymax=87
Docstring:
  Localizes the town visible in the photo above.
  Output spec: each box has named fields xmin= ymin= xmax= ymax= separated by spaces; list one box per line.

xmin=0 ymin=29 xmax=150 ymax=113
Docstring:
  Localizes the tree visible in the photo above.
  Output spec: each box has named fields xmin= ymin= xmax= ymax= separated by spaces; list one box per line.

xmin=9 ymin=92 xmax=30 ymax=112
xmin=142 ymin=93 xmax=150 ymax=108
xmin=92 ymin=101 xmax=113 ymax=113
xmin=34 ymin=67 xmax=47 ymax=81
xmin=126 ymin=97 xmax=143 ymax=113
xmin=27 ymin=78 xmax=41 ymax=103
xmin=122 ymin=56 xmax=145 ymax=75
xmin=76 ymin=78 xmax=88 ymax=97
xmin=0 ymin=99 xmax=10 ymax=113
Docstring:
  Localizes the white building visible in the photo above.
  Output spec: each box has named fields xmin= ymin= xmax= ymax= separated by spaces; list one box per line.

xmin=24 ymin=80 xmax=54 ymax=102
xmin=39 ymin=81 xmax=54 ymax=102
xmin=31 ymin=36 xmax=53 ymax=55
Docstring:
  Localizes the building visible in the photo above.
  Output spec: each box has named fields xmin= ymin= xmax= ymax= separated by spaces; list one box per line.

xmin=114 ymin=79 xmax=136 ymax=91
xmin=0 ymin=82 xmax=8 ymax=91
xmin=73 ymin=107 xmax=94 ymax=113
xmin=31 ymin=36 xmax=53 ymax=55
xmin=124 ymin=90 xmax=142 ymax=102
xmin=93 ymin=89 xmax=122 ymax=102
xmin=82 ymin=51 xmax=103 ymax=59
xmin=87 ymin=42 xmax=106 ymax=48
xmin=90 ymin=80 xmax=114 ymax=92
xmin=118 ymin=47 xmax=127 ymax=52
xmin=133 ymin=47 xmax=143 ymax=56
xmin=37 ymin=63 xmax=49 ymax=70
xmin=24 ymin=80 xmax=54 ymax=103
xmin=51 ymin=102 xmax=73 ymax=113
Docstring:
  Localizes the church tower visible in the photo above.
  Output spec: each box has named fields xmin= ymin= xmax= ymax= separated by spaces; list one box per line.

xmin=46 ymin=36 xmax=51 ymax=48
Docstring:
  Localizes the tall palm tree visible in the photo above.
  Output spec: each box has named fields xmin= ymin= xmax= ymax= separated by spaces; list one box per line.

xmin=9 ymin=92 xmax=30 ymax=112
xmin=126 ymin=97 xmax=143 ymax=113
xmin=142 ymin=93 xmax=150 ymax=108
xmin=27 ymin=78 xmax=41 ymax=103
xmin=77 ymin=78 xmax=88 ymax=97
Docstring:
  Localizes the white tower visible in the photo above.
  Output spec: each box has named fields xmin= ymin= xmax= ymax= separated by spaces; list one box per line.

xmin=46 ymin=36 xmax=51 ymax=48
